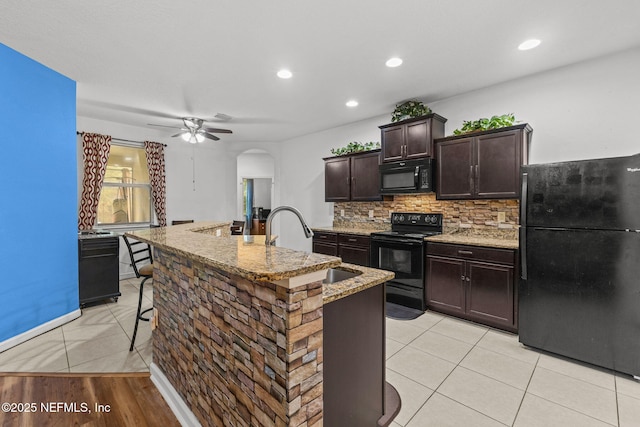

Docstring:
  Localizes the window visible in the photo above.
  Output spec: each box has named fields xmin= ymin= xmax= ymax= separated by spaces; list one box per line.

xmin=97 ymin=144 xmax=152 ymax=226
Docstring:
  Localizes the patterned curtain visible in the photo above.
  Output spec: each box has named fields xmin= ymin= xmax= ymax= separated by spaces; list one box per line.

xmin=78 ymin=133 xmax=112 ymax=230
xmin=144 ymin=141 xmax=167 ymax=226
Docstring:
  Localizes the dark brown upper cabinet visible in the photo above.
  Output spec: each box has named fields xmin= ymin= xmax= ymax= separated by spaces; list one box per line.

xmin=378 ymin=114 xmax=447 ymax=163
xmin=324 ymin=150 xmax=382 ymax=202
xmin=435 ymin=124 xmax=532 ymax=200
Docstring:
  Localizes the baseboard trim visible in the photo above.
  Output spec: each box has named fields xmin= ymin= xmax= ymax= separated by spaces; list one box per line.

xmin=150 ymin=363 xmax=201 ymax=427
xmin=0 ymin=309 xmax=81 ymax=353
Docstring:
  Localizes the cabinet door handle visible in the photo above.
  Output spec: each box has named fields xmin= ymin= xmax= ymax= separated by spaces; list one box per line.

xmin=461 ymin=275 xmax=466 ymax=280
xmin=348 ymin=238 xmax=357 ymax=242
xmin=458 ymin=250 xmax=473 ymax=255
xmin=475 ymin=165 xmax=479 ymax=193
xmin=466 ymin=277 xmax=471 ymax=282
xmin=319 ymin=235 xmax=327 ymax=239
xmin=470 ymin=165 xmax=474 ymax=191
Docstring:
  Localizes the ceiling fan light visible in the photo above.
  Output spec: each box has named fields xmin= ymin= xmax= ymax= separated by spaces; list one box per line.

xmin=189 ymin=135 xmax=198 ymax=144
xmin=195 ymin=133 xmax=205 ymax=143
xmin=181 ymin=132 xmax=191 ymax=142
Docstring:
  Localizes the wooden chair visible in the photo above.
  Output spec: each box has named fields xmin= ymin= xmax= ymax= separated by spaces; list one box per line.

xmin=122 ymin=235 xmax=154 ymax=351
xmin=231 ymin=220 xmax=245 ymax=235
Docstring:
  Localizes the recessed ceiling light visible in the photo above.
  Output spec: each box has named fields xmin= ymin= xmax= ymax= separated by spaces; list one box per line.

xmin=277 ymin=69 xmax=293 ymax=79
xmin=385 ymin=57 xmax=403 ymax=68
xmin=518 ymin=39 xmax=541 ymax=51
xmin=346 ymin=100 xmax=359 ymax=107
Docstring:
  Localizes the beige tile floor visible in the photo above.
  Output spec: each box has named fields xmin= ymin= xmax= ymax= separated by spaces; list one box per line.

xmin=0 ymin=278 xmax=152 ymax=373
xmin=2 ymin=280 xmax=640 ymax=426
xmin=386 ymin=312 xmax=640 ymax=427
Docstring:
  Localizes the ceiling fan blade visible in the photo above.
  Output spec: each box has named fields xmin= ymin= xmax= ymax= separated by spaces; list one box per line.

xmin=148 ymin=123 xmax=185 ymax=130
xmin=203 ymin=127 xmax=233 ymax=134
xmin=171 ymin=132 xmax=188 ymax=138
xmin=203 ymin=132 xmax=220 ymax=141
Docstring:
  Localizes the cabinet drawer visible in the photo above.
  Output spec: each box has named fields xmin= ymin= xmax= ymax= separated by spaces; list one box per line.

xmin=337 ymin=234 xmax=370 ymax=247
xmin=427 ymin=242 xmax=515 ymax=265
xmin=313 ymin=232 xmax=338 ymax=242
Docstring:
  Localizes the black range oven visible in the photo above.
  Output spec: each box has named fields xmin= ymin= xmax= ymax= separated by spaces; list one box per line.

xmin=370 ymin=212 xmax=443 ymax=310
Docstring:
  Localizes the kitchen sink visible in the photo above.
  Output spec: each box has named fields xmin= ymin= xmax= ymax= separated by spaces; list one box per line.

xmin=323 ymin=268 xmax=362 ymax=284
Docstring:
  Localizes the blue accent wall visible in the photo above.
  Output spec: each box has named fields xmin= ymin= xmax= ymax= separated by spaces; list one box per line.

xmin=0 ymin=43 xmax=78 ymax=342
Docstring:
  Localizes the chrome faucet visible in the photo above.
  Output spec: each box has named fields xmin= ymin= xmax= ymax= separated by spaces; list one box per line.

xmin=265 ymin=205 xmax=314 ymax=245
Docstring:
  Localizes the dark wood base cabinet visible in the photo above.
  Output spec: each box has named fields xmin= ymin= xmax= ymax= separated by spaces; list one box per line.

xmin=312 ymin=231 xmax=370 ymax=267
xmin=312 ymin=231 xmax=338 ymax=256
xmin=426 ymin=242 xmax=517 ymax=332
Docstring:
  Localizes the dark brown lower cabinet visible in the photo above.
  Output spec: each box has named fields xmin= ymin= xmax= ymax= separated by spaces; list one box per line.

xmin=337 ymin=234 xmax=370 ymax=266
xmin=426 ymin=242 xmax=517 ymax=332
xmin=312 ymin=231 xmax=338 ymax=256
xmin=312 ymin=231 xmax=370 ymax=267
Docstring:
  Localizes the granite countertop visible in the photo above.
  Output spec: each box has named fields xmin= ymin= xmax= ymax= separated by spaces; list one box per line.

xmin=322 ymin=263 xmax=394 ymax=304
xmin=126 ymin=221 xmax=342 ymax=283
xmin=311 ymin=225 xmax=389 ymax=236
xmin=425 ymin=229 xmax=519 ymax=250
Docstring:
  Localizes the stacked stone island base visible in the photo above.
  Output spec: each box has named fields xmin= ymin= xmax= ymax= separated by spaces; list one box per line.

xmin=126 ymin=222 xmax=396 ymax=427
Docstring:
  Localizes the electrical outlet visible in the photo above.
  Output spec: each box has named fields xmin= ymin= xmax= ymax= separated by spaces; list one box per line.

xmin=368 ymin=210 xmax=374 ymax=218
xmin=216 ymin=229 xmax=222 ymax=237
xmin=497 ymin=212 xmax=506 ymax=222
xmin=340 ymin=209 xmax=345 ymax=217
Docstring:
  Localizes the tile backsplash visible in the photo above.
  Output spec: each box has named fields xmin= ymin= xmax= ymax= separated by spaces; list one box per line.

xmin=333 ymin=194 xmax=519 ymax=234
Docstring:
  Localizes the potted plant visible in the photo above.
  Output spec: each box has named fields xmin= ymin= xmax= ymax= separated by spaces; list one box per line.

xmin=452 ymin=113 xmax=517 ymax=135
xmin=330 ymin=141 xmax=380 ymax=156
xmin=391 ymin=100 xmax=432 ymax=122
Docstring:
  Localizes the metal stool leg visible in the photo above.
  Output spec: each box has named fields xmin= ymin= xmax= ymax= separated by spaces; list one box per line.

xmin=130 ymin=276 xmax=153 ymax=351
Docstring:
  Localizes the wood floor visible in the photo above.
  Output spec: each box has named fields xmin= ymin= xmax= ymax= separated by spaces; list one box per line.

xmin=0 ymin=372 xmax=180 ymax=427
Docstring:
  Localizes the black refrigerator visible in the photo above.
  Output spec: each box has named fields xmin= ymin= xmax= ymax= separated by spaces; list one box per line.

xmin=519 ymin=153 xmax=640 ymax=378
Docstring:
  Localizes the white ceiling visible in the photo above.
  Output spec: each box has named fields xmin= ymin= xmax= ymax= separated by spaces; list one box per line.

xmin=1 ymin=1 xmax=639 ymax=144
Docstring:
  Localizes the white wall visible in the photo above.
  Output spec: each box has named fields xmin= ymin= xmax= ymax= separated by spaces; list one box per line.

xmin=253 ymin=179 xmax=272 ymax=210
xmin=429 ymin=47 xmax=640 ymax=164
xmin=278 ymin=47 xmax=640 ymax=251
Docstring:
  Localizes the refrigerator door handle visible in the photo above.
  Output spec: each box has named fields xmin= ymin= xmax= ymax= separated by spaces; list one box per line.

xmin=520 ymin=173 xmax=528 ymax=280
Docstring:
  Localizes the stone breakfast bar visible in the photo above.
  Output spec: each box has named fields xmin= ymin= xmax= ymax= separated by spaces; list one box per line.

xmin=126 ymin=221 xmax=399 ymax=427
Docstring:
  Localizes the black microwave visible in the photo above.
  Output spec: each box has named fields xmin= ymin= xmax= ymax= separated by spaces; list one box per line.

xmin=379 ymin=158 xmax=434 ymax=194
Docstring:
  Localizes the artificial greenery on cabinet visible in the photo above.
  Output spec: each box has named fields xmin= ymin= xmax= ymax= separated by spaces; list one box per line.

xmin=330 ymin=141 xmax=380 ymax=156
xmin=391 ymin=100 xmax=432 ymax=122
xmin=452 ymin=113 xmax=517 ymax=135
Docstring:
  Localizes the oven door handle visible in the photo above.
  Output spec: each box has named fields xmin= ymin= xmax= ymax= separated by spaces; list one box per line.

xmin=371 ymin=237 xmax=424 ymax=246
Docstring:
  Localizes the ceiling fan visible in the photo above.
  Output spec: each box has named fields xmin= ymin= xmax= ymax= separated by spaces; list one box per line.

xmin=148 ymin=117 xmax=232 ymax=143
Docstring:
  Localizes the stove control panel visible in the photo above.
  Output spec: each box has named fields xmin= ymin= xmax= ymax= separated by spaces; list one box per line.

xmin=391 ymin=212 xmax=443 ymax=227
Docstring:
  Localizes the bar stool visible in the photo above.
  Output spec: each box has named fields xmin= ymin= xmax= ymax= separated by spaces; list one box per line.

xmin=122 ymin=235 xmax=154 ymax=351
